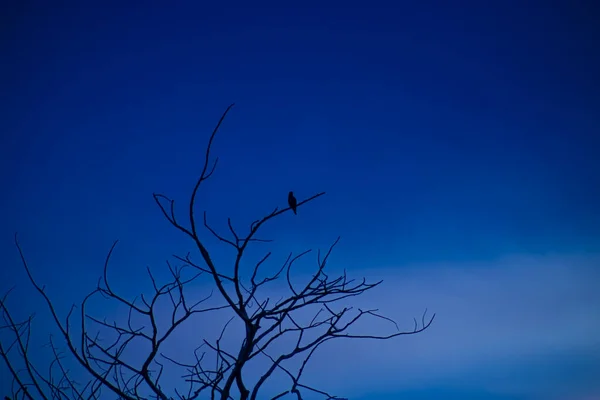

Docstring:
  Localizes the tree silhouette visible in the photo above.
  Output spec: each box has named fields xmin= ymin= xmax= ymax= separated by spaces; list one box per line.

xmin=0 ymin=104 xmax=434 ymax=400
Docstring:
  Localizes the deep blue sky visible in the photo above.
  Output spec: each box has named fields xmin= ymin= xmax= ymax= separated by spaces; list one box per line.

xmin=1 ymin=1 xmax=599 ymax=399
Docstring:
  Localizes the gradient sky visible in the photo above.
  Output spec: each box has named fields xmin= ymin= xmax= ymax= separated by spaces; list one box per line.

xmin=1 ymin=1 xmax=599 ymax=399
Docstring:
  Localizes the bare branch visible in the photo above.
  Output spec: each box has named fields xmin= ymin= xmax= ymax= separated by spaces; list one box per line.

xmin=2 ymin=104 xmax=434 ymax=400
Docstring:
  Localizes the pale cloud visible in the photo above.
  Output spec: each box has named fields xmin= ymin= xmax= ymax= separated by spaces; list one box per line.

xmin=294 ymin=253 xmax=600 ymax=398
xmin=2 ymin=253 xmax=599 ymax=399
xmin=146 ymin=252 xmax=600 ymax=398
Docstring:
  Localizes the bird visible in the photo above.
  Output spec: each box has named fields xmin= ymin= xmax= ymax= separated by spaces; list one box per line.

xmin=288 ymin=191 xmax=297 ymax=215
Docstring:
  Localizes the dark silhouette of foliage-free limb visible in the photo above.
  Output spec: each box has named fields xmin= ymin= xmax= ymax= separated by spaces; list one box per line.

xmin=1 ymin=104 xmax=434 ymax=400
xmin=152 ymin=104 xmax=435 ymax=399
xmin=1 ymin=234 xmax=230 ymax=400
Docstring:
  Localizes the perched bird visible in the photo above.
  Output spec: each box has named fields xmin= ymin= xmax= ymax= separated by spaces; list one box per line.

xmin=288 ymin=191 xmax=298 ymax=215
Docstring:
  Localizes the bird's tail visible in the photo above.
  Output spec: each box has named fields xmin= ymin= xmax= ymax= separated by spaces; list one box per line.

xmin=293 ymin=209 xmax=297 ymax=215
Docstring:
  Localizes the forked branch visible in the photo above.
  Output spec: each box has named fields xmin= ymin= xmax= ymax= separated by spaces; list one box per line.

xmin=2 ymin=104 xmax=434 ymax=400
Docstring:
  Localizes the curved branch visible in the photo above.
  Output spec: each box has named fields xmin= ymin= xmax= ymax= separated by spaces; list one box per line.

xmin=189 ymin=103 xmax=235 ymax=238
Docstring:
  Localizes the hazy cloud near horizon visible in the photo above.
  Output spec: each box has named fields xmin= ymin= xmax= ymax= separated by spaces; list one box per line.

xmin=297 ymin=253 xmax=600 ymax=398
xmin=118 ymin=252 xmax=600 ymax=399
xmin=2 ymin=250 xmax=599 ymax=399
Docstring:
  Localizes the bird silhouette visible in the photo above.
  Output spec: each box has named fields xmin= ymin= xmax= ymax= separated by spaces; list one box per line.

xmin=288 ymin=191 xmax=297 ymax=215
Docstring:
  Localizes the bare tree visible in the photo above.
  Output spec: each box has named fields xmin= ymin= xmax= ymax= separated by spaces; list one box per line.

xmin=0 ymin=104 xmax=435 ymax=400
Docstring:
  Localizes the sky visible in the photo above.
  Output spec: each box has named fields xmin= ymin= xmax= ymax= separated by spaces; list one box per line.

xmin=1 ymin=1 xmax=599 ymax=399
